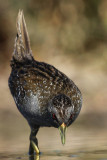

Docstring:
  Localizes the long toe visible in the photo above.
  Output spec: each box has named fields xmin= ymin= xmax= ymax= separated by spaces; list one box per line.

xmin=31 ymin=140 xmax=40 ymax=155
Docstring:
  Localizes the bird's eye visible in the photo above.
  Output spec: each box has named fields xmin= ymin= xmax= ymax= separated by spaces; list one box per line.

xmin=52 ymin=114 xmax=57 ymax=120
xmin=70 ymin=115 xmax=73 ymax=119
xmin=52 ymin=114 xmax=56 ymax=119
xmin=70 ymin=114 xmax=75 ymax=119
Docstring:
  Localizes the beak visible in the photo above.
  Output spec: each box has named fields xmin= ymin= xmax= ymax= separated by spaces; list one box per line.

xmin=59 ymin=123 xmax=67 ymax=145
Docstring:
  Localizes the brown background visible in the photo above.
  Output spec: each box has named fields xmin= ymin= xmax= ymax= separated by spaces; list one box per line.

xmin=0 ymin=0 xmax=107 ymax=153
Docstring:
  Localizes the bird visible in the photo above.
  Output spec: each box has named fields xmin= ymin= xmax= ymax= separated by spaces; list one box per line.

xmin=8 ymin=10 xmax=82 ymax=155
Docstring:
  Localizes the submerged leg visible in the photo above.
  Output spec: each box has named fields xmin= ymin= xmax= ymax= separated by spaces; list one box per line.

xmin=29 ymin=126 xmax=40 ymax=155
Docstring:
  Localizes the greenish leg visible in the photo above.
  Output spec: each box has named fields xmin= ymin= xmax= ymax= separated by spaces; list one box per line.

xmin=29 ymin=127 xmax=40 ymax=155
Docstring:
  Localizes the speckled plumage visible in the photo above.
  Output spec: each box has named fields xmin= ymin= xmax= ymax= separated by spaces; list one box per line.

xmin=8 ymin=11 xmax=82 ymax=155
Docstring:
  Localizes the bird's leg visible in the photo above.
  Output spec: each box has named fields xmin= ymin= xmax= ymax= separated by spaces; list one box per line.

xmin=29 ymin=127 xmax=40 ymax=155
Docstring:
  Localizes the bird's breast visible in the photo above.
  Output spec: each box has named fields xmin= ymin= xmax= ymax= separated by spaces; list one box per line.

xmin=14 ymin=92 xmax=52 ymax=126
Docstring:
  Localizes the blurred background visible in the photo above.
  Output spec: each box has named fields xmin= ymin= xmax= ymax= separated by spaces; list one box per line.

xmin=0 ymin=0 xmax=107 ymax=156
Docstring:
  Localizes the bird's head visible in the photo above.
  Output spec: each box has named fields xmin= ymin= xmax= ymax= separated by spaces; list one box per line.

xmin=48 ymin=94 xmax=77 ymax=145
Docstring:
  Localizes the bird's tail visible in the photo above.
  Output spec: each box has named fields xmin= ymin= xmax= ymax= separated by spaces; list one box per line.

xmin=11 ymin=10 xmax=33 ymax=66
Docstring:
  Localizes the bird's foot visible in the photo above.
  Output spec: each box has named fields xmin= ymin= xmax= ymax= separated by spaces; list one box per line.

xmin=31 ymin=140 xmax=40 ymax=154
xmin=29 ymin=153 xmax=40 ymax=160
xmin=29 ymin=139 xmax=40 ymax=156
xmin=29 ymin=126 xmax=40 ymax=156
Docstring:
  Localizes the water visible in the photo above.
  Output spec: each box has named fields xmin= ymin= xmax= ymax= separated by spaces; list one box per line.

xmin=0 ymin=113 xmax=107 ymax=160
xmin=0 ymin=149 xmax=107 ymax=160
